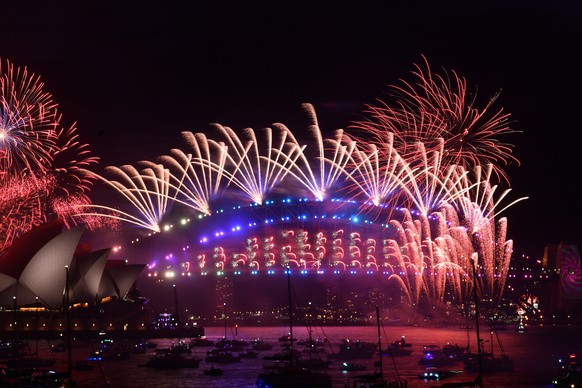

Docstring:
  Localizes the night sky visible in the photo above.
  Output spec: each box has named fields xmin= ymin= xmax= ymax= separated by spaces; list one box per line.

xmin=2 ymin=1 xmax=580 ymax=258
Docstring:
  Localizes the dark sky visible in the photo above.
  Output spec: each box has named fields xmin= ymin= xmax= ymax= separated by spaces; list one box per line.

xmin=2 ymin=1 xmax=581 ymax=258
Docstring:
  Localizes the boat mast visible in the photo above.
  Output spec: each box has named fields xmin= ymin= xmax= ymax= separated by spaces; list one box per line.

xmin=286 ymin=267 xmax=294 ymax=366
xmin=223 ymin=302 xmax=227 ymax=339
xmin=471 ymin=256 xmax=484 ymax=388
xmin=65 ymin=266 xmax=73 ymax=381
xmin=375 ymin=305 xmax=384 ymax=382
xmin=173 ymin=284 xmax=180 ymax=329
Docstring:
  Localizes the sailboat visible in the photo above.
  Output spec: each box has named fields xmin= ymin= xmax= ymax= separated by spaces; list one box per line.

xmin=256 ymin=268 xmax=332 ymax=388
xmin=295 ymin=328 xmax=331 ymax=370
xmin=464 ymin=259 xmax=513 ymax=376
xmin=352 ymin=306 xmax=408 ymax=388
xmin=208 ymin=303 xmax=244 ymax=363
xmin=213 ymin=303 xmax=248 ymax=352
xmin=442 ymin=257 xmax=512 ymax=388
xmin=463 ymin=328 xmax=513 ymax=373
xmin=143 ymin=283 xmax=202 ymax=369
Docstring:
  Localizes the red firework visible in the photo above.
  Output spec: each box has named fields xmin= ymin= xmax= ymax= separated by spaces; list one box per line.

xmin=51 ymin=118 xmax=100 ymax=201
xmin=0 ymin=59 xmax=59 ymax=175
xmin=349 ymin=55 xmax=520 ymax=184
xmin=0 ymin=59 xmax=101 ymax=255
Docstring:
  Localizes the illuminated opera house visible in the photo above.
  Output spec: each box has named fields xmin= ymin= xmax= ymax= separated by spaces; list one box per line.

xmin=0 ymin=220 xmax=202 ymax=339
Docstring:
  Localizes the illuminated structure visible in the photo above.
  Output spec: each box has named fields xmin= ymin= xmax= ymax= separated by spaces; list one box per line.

xmin=87 ymin=59 xmax=528 ymax=311
xmin=0 ymin=220 xmax=154 ymax=338
xmin=0 ymin=56 xmax=528 ymax=315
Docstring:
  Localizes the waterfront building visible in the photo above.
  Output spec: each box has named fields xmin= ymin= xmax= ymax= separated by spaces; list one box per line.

xmin=0 ymin=221 xmax=205 ymax=339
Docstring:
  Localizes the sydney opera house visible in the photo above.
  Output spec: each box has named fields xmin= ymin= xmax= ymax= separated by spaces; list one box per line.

xmin=0 ymin=220 xmax=202 ymax=339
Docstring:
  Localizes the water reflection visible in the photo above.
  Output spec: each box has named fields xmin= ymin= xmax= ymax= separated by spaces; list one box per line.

xmin=31 ymin=325 xmax=575 ymax=387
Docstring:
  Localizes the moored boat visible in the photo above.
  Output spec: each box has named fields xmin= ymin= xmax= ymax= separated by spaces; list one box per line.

xmin=73 ymin=360 xmax=95 ymax=371
xmin=295 ymin=355 xmax=331 ymax=370
xmin=256 ymin=269 xmax=332 ymax=387
xmin=351 ymin=371 xmax=388 ymax=388
xmin=214 ymin=338 xmax=248 ymax=352
xmin=251 ymin=339 xmax=273 ymax=351
xmin=139 ymin=352 xmax=201 ymax=369
xmin=329 ymin=339 xmax=377 ymax=360
xmin=205 ymin=349 xmax=241 ymax=363
xmin=155 ymin=339 xmax=191 ymax=355
xmin=203 ymin=366 xmax=224 ymax=376
xmin=418 ymin=366 xmax=463 ymax=380
xmin=89 ymin=338 xmax=131 ymax=361
xmin=463 ymin=352 xmax=513 ymax=373
xmin=256 ymin=362 xmax=332 ymax=388
xmin=340 ymin=362 xmax=367 ymax=372
xmin=380 ymin=339 xmax=413 ymax=357
xmin=190 ymin=337 xmax=214 ymax=347
xmin=418 ymin=348 xmax=457 ymax=366
xmin=239 ymin=349 xmax=259 ymax=358
xmin=441 ymin=343 xmax=467 ymax=359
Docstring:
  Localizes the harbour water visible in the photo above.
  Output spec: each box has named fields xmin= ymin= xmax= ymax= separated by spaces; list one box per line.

xmin=28 ymin=324 xmax=579 ymax=387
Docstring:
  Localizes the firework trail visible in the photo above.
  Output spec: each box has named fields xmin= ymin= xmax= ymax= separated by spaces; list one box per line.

xmin=393 ymin=139 xmax=468 ymax=216
xmin=78 ymin=163 xmax=175 ymax=233
xmin=349 ymin=55 xmax=520 ymax=184
xmin=0 ymin=56 xmax=528 ymax=312
xmin=158 ymin=132 xmax=230 ymax=216
xmin=327 ymin=131 xmax=409 ymax=222
xmin=51 ymin=119 xmax=100 ymax=200
xmin=210 ymin=123 xmax=294 ymax=205
xmin=271 ymin=103 xmax=351 ymax=201
xmin=450 ymin=164 xmax=528 ymax=235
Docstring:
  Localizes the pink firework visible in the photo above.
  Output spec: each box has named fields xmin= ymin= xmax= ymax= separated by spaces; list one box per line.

xmin=0 ymin=59 xmax=59 ymax=175
xmin=51 ymin=119 xmax=100 ymax=201
xmin=349 ymin=55 xmax=519 ymax=183
xmin=53 ymin=194 xmax=120 ymax=232
xmin=210 ymin=123 xmax=295 ymax=205
xmin=158 ymin=131 xmax=230 ymax=216
xmin=0 ymin=59 xmax=105 ymax=255
xmin=270 ymin=104 xmax=352 ymax=201
xmin=77 ymin=163 xmax=176 ymax=233
xmin=0 ymin=174 xmax=55 ymax=253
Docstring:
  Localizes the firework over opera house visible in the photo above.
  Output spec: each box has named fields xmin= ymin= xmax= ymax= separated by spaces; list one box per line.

xmin=3 ymin=56 xmax=558 ymax=323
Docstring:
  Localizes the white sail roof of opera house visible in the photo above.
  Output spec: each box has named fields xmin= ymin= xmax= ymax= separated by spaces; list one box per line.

xmin=21 ymin=225 xmax=84 ymax=308
xmin=98 ymin=262 xmax=149 ymax=303
xmin=0 ymin=220 xmax=146 ymax=310
xmin=69 ymin=248 xmax=110 ymax=305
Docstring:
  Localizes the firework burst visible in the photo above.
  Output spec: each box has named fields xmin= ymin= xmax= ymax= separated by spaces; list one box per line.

xmin=210 ymin=123 xmax=294 ymax=205
xmin=0 ymin=55 xmax=529 ymax=310
xmin=0 ymin=59 xmax=59 ymax=175
xmin=158 ymin=132 xmax=229 ymax=216
xmin=349 ymin=55 xmax=520 ymax=183
xmin=329 ymin=131 xmax=406 ymax=210
xmin=0 ymin=174 xmax=53 ymax=252
xmin=270 ymin=103 xmax=352 ymax=201
xmin=77 ymin=163 xmax=175 ymax=233
xmin=0 ymin=59 xmax=102 ymax=255
xmin=51 ymin=119 xmax=100 ymax=200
